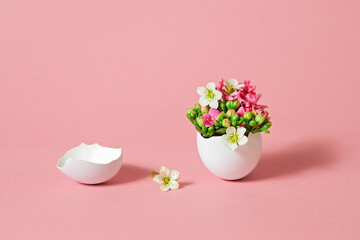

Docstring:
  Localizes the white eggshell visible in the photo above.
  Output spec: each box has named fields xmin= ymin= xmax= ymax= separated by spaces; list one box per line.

xmin=197 ymin=132 xmax=262 ymax=180
xmin=57 ymin=143 xmax=123 ymax=184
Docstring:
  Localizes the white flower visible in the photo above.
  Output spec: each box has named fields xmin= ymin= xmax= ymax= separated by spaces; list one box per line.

xmin=220 ymin=127 xmax=248 ymax=151
xmin=197 ymin=82 xmax=222 ymax=109
xmin=153 ymin=166 xmax=179 ymax=191
xmin=224 ymin=78 xmax=244 ymax=90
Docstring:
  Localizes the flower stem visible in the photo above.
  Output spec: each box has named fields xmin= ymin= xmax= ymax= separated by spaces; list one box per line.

xmin=150 ymin=171 xmax=159 ymax=178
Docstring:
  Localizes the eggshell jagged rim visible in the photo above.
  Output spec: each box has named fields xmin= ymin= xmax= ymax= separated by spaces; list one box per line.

xmin=57 ymin=143 xmax=122 ymax=168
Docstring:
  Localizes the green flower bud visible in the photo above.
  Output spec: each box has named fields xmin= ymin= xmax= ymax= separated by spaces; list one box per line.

xmin=222 ymin=118 xmax=231 ymax=128
xmin=204 ymin=129 xmax=214 ymax=137
xmin=249 ymin=120 xmax=257 ymax=127
xmin=187 ymin=114 xmax=192 ymax=122
xmin=255 ymin=114 xmax=262 ymax=122
xmin=244 ymin=112 xmax=254 ymax=120
xmin=255 ymin=114 xmax=266 ymax=125
xmin=226 ymin=109 xmax=236 ymax=118
xmin=231 ymin=119 xmax=237 ymax=127
xmin=218 ymin=112 xmax=226 ymax=121
xmin=226 ymin=101 xmax=236 ymax=110
xmin=232 ymin=101 xmax=238 ymax=109
xmin=201 ymin=125 xmax=207 ymax=133
xmin=186 ymin=112 xmax=192 ymax=120
xmin=234 ymin=101 xmax=241 ymax=110
xmin=200 ymin=106 xmax=209 ymax=114
xmin=187 ymin=108 xmax=197 ymax=119
xmin=231 ymin=113 xmax=239 ymax=122
xmin=194 ymin=104 xmax=201 ymax=112
xmin=208 ymin=126 xmax=215 ymax=134
xmin=259 ymin=115 xmax=266 ymax=125
xmin=220 ymin=102 xmax=227 ymax=112
xmin=196 ymin=117 xmax=204 ymax=127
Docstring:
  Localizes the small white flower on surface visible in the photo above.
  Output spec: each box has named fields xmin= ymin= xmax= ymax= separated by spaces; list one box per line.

xmin=224 ymin=78 xmax=244 ymax=90
xmin=221 ymin=126 xmax=248 ymax=151
xmin=197 ymin=82 xmax=222 ymax=109
xmin=152 ymin=166 xmax=179 ymax=191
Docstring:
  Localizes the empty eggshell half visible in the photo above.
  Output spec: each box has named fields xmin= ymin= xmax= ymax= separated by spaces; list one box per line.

xmin=57 ymin=143 xmax=123 ymax=184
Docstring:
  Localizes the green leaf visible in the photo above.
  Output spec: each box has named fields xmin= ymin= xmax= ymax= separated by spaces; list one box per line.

xmin=194 ymin=124 xmax=204 ymax=133
xmin=249 ymin=120 xmax=257 ymax=127
xmin=215 ymin=128 xmax=226 ymax=135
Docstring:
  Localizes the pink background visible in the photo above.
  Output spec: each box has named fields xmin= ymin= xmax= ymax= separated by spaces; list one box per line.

xmin=1 ymin=1 xmax=360 ymax=239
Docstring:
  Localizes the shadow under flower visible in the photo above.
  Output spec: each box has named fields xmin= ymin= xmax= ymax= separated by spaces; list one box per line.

xmin=179 ymin=181 xmax=194 ymax=189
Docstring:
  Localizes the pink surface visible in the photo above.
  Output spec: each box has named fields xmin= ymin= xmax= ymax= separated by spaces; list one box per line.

xmin=1 ymin=1 xmax=360 ymax=239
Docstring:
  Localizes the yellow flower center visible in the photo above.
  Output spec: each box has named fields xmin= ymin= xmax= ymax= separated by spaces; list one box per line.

xmin=229 ymin=133 xmax=239 ymax=144
xmin=206 ymin=90 xmax=216 ymax=100
xmin=163 ymin=176 xmax=171 ymax=185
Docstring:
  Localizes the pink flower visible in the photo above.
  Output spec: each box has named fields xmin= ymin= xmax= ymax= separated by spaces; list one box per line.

xmin=216 ymin=78 xmax=240 ymax=101
xmin=217 ymin=78 xmax=225 ymax=91
xmin=254 ymin=104 xmax=268 ymax=114
xmin=202 ymin=114 xmax=216 ymax=127
xmin=224 ymin=91 xmax=238 ymax=101
xmin=237 ymin=102 xmax=252 ymax=116
xmin=238 ymin=80 xmax=262 ymax=105
xmin=242 ymin=80 xmax=257 ymax=98
xmin=209 ymin=108 xmax=220 ymax=119
xmin=237 ymin=103 xmax=268 ymax=117
xmin=237 ymin=106 xmax=246 ymax=116
xmin=202 ymin=108 xmax=220 ymax=127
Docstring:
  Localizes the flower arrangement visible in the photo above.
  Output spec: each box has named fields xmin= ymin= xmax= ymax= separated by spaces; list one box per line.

xmin=187 ymin=79 xmax=272 ymax=150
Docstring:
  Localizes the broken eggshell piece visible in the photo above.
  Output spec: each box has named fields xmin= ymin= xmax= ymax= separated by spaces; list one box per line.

xmin=57 ymin=143 xmax=123 ymax=184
